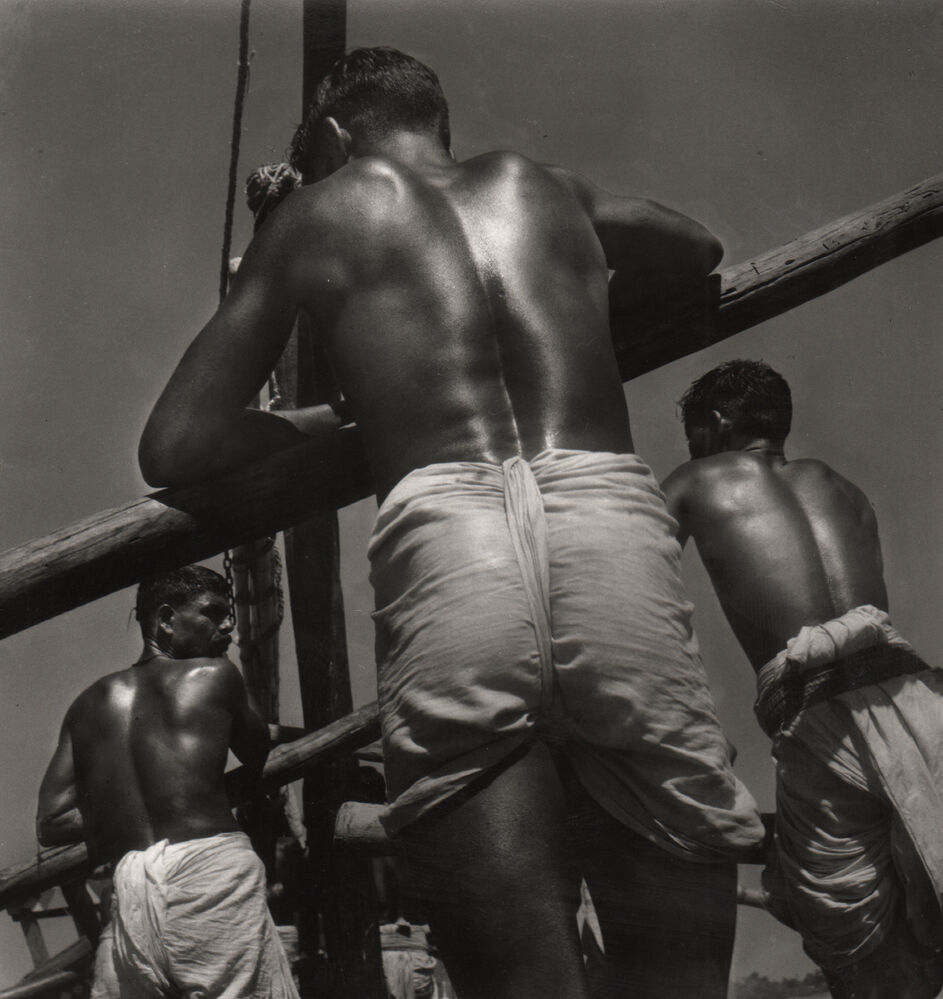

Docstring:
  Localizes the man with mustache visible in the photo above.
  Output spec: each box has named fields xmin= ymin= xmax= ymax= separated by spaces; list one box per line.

xmin=37 ymin=564 xmax=299 ymax=998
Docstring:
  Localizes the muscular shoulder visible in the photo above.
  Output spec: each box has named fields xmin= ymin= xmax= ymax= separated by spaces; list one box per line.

xmin=173 ymin=656 xmax=246 ymax=698
xmin=664 ymin=453 xmax=760 ymax=501
xmin=783 ymin=457 xmax=875 ymax=518
xmin=64 ymin=668 xmax=139 ymax=734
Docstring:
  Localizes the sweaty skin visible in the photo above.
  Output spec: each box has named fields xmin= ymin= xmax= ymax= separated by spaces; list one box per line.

xmin=139 ymin=145 xmax=721 ymax=496
xmin=138 ymin=125 xmax=726 ymax=999
xmin=37 ymin=599 xmax=268 ymax=863
xmin=662 ymin=445 xmax=888 ymax=670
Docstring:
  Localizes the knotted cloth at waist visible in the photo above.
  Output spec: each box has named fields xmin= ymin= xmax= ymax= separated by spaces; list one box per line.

xmin=755 ymin=605 xmax=926 ymax=738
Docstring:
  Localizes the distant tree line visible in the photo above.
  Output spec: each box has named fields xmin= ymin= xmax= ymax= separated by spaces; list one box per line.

xmin=733 ymin=969 xmax=828 ymax=998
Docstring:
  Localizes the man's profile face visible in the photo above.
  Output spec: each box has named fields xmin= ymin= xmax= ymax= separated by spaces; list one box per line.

xmin=166 ymin=591 xmax=233 ymax=659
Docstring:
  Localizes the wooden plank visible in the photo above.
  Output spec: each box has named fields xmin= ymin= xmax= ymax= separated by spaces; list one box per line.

xmin=0 ymin=702 xmax=380 ymax=912
xmin=1 ymin=172 xmax=942 ymax=640
xmin=14 ymin=912 xmax=48 ymax=968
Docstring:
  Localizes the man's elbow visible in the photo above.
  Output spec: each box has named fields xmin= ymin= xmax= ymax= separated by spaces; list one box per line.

xmin=138 ymin=426 xmax=206 ymax=489
xmin=702 ymin=233 xmax=724 ymax=273
xmin=36 ymin=813 xmax=77 ymax=848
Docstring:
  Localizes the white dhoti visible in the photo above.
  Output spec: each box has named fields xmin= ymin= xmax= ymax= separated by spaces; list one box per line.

xmin=91 ymin=832 xmax=299 ymax=999
xmin=369 ymin=448 xmax=763 ymax=861
xmin=757 ymin=606 xmax=943 ymax=988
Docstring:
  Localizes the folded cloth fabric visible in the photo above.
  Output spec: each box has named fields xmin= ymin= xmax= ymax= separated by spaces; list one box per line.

xmin=380 ymin=922 xmax=438 ymax=999
xmin=756 ymin=606 xmax=943 ymax=977
xmin=369 ymin=448 xmax=763 ymax=861
xmin=91 ymin=832 xmax=299 ymax=999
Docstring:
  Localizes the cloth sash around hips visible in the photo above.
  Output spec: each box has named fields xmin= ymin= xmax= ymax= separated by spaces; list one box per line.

xmin=369 ymin=448 xmax=764 ymax=860
xmin=756 ymin=606 xmax=943 ymax=967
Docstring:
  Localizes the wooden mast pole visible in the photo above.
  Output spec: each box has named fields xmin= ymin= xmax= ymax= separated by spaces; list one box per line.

xmin=279 ymin=6 xmax=384 ymax=997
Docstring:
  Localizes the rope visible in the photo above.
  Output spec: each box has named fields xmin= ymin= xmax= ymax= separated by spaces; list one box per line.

xmin=218 ymin=0 xmax=253 ymax=305
xmin=219 ymin=0 xmax=253 ymax=617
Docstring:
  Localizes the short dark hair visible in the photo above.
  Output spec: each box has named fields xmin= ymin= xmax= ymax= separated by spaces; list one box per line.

xmin=679 ymin=359 xmax=792 ymax=442
xmin=135 ymin=565 xmax=229 ymax=628
xmin=290 ymin=47 xmax=451 ymax=176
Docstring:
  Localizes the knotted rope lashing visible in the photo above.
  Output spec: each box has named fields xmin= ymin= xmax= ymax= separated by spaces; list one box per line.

xmin=246 ymin=162 xmax=303 ymax=227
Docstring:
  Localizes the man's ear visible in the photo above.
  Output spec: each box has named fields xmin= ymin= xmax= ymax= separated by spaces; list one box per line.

xmin=712 ymin=410 xmax=733 ymax=435
xmin=157 ymin=604 xmax=175 ymax=639
xmin=320 ymin=117 xmax=353 ymax=175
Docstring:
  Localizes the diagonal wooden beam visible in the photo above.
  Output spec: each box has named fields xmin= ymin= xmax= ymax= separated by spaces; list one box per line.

xmin=0 ymin=172 xmax=942 ymax=641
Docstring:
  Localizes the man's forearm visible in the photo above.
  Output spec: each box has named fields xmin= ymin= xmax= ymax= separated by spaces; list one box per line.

xmin=141 ymin=405 xmax=346 ymax=487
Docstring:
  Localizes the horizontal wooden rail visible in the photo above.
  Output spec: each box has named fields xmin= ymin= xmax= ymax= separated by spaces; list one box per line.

xmin=0 ymin=702 xmax=379 ymax=912
xmin=0 ymin=969 xmax=83 ymax=999
xmin=0 ymin=937 xmax=92 ymax=999
xmin=0 ymin=172 xmax=941 ymax=641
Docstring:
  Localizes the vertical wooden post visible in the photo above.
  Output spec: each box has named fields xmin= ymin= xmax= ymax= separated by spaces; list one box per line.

xmin=278 ymin=5 xmax=384 ymax=998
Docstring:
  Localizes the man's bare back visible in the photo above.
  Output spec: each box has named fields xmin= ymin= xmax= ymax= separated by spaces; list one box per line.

xmin=139 ymin=149 xmax=718 ymax=497
xmin=62 ymin=658 xmax=247 ymax=860
xmin=38 ymin=570 xmax=267 ymax=864
xmin=665 ymin=449 xmax=888 ymax=668
xmin=286 ymin=151 xmax=633 ymax=496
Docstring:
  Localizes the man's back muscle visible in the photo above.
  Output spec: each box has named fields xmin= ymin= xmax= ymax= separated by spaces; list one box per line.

xmin=69 ymin=659 xmax=241 ymax=859
xmin=279 ymin=151 xmax=632 ymax=496
xmin=668 ymin=454 xmax=888 ymax=668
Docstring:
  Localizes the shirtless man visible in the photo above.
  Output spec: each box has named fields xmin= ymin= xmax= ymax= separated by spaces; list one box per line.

xmin=37 ymin=565 xmax=298 ymax=999
xmin=662 ymin=360 xmax=943 ymax=998
xmin=139 ymin=48 xmax=763 ymax=998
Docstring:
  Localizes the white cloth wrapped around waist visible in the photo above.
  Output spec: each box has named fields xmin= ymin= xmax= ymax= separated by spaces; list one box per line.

xmin=754 ymin=605 xmax=924 ymax=737
xmin=756 ymin=605 xmax=943 ymax=972
xmin=369 ymin=448 xmax=763 ymax=860
xmin=93 ymin=831 xmax=298 ymax=999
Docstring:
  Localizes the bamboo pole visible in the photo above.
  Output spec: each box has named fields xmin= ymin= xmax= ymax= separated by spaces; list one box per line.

xmin=0 ymin=172 xmax=942 ymax=641
xmin=0 ymin=702 xmax=380 ymax=913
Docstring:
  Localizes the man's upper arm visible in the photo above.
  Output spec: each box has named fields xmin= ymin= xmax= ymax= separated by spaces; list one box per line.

xmin=661 ymin=465 xmax=693 ymax=547
xmin=552 ymin=167 xmax=723 ymax=276
xmin=37 ymin=715 xmax=79 ymax=844
xmin=219 ymin=660 xmax=270 ymax=777
xmin=139 ymin=209 xmax=305 ymax=486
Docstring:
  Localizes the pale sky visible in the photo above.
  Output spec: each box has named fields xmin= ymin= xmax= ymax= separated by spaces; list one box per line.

xmin=1 ymin=0 xmax=942 ymax=986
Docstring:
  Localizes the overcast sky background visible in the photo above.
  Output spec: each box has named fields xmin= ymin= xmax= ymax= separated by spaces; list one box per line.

xmin=2 ymin=0 xmax=942 ymax=986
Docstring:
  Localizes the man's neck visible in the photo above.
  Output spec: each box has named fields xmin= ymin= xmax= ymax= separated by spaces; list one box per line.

xmin=355 ymin=131 xmax=454 ymax=172
xmin=739 ymin=437 xmax=786 ymax=461
xmin=135 ymin=639 xmax=168 ymax=666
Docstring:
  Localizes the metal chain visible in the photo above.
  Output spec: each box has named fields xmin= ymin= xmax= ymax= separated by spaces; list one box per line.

xmin=222 ymin=550 xmax=237 ymax=631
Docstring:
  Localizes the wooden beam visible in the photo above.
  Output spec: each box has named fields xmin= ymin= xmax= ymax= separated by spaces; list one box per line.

xmin=0 ymin=969 xmax=83 ymax=999
xmin=613 ymin=171 xmax=943 ymax=379
xmin=0 ymin=702 xmax=380 ymax=912
xmin=0 ymin=427 xmax=372 ymax=641
xmin=0 ymin=937 xmax=92 ymax=999
xmin=1 ymin=172 xmax=942 ymax=641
